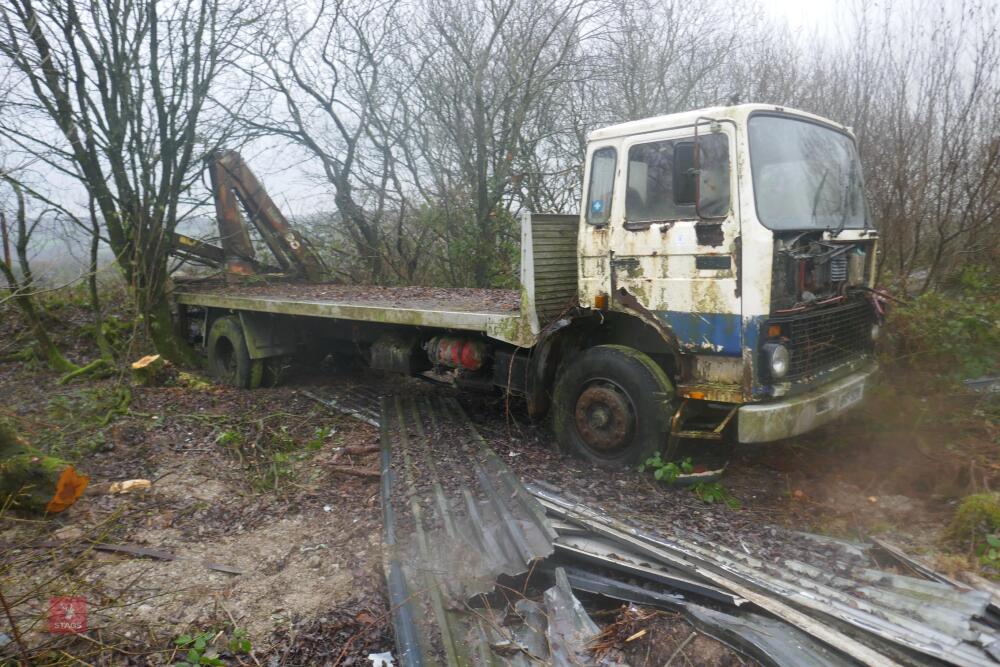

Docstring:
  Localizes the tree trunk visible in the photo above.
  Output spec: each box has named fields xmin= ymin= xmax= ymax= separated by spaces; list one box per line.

xmin=145 ymin=295 xmax=200 ymax=367
xmin=87 ymin=197 xmax=114 ymax=361
xmin=127 ymin=245 xmax=199 ymax=367
xmin=0 ymin=261 xmax=78 ymax=374
xmin=0 ymin=419 xmax=89 ymax=514
xmin=130 ymin=354 xmax=174 ymax=386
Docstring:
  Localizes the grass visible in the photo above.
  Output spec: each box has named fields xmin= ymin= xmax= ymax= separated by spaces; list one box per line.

xmin=211 ymin=411 xmax=336 ymax=492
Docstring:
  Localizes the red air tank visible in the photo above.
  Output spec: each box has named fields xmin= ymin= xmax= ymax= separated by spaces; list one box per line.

xmin=426 ymin=337 xmax=487 ymax=371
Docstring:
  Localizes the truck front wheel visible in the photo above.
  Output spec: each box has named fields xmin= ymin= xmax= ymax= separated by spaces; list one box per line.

xmin=553 ymin=345 xmax=674 ymax=467
xmin=207 ymin=316 xmax=264 ymax=389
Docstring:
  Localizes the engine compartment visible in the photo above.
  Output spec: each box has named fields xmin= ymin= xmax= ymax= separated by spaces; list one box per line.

xmin=770 ymin=231 xmax=874 ymax=313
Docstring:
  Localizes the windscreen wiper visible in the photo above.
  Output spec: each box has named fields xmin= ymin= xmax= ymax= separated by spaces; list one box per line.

xmin=810 ymin=168 xmax=829 ymax=228
xmin=832 ymin=162 xmax=857 ymax=238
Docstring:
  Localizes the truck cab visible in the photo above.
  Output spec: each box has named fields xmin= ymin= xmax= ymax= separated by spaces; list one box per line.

xmin=560 ymin=104 xmax=878 ymax=460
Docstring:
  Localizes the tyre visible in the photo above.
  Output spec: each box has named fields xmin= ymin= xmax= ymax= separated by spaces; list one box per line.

xmin=207 ymin=316 xmax=264 ymax=389
xmin=553 ymin=344 xmax=674 ymax=466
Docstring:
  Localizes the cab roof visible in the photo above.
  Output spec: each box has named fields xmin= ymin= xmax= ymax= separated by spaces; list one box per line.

xmin=587 ymin=103 xmax=853 ymax=142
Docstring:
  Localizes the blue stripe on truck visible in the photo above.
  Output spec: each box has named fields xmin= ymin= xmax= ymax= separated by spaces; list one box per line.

xmin=652 ymin=311 xmax=745 ymax=355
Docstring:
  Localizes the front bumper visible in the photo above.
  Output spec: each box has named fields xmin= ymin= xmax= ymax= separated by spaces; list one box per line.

xmin=738 ymin=366 xmax=876 ymax=443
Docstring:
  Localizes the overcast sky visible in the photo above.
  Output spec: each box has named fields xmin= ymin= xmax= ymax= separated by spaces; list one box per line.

xmin=257 ymin=0 xmax=850 ymax=218
xmin=759 ymin=0 xmax=839 ymax=32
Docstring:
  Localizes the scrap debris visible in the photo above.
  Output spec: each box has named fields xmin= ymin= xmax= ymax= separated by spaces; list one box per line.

xmin=375 ymin=392 xmax=1000 ymax=667
xmin=531 ymin=483 xmax=1000 ymax=667
xmin=303 ymin=388 xmax=380 ymax=426
xmin=380 ymin=394 xmax=588 ymax=664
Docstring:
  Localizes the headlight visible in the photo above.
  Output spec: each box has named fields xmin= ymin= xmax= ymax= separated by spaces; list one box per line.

xmin=764 ymin=343 xmax=790 ymax=378
xmin=870 ymin=324 xmax=880 ymax=341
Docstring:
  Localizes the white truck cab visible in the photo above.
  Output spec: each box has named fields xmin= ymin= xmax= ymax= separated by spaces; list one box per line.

xmin=572 ymin=104 xmax=879 ymax=453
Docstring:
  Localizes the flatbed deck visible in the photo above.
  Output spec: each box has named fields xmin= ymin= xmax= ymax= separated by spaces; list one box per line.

xmin=173 ymin=281 xmax=524 ymax=337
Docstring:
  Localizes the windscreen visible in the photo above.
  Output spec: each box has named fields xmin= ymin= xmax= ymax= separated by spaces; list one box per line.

xmin=748 ymin=114 xmax=867 ymax=231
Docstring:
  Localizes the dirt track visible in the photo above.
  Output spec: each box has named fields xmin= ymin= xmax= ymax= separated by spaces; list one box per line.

xmin=0 ymin=363 xmax=392 ymax=663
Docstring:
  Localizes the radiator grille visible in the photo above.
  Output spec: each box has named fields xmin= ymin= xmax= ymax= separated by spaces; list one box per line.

xmin=765 ymin=298 xmax=875 ymax=382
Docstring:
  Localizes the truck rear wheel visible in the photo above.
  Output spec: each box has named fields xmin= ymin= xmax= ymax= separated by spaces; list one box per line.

xmin=207 ymin=316 xmax=264 ymax=389
xmin=553 ymin=344 xmax=674 ymax=467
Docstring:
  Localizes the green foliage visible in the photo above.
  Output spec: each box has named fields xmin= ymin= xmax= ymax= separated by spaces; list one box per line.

xmin=415 ymin=200 xmax=521 ymax=288
xmin=44 ymin=386 xmax=131 ymax=459
xmin=215 ymin=429 xmax=241 ymax=447
xmin=216 ymin=422 xmax=325 ymax=492
xmin=639 ymin=454 xmax=739 ymax=507
xmin=78 ymin=314 xmax=133 ymax=354
xmin=692 ymin=482 xmax=741 ymax=508
xmin=174 ymin=631 xmax=222 ymax=667
xmin=172 ymin=627 xmax=251 ymax=666
xmin=40 ymin=284 xmax=92 ymax=312
xmin=306 ymin=426 xmax=334 ymax=451
xmin=638 ymin=453 xmax=693 ymax=483
xmin=228 ymin=628 xmax=252 ymax=655
xmin=8 ymin=345 xmax=39 ymax=366
xmin=949 ymin=493 xmax=1000 ymax=556
xmin=887 ymin=263 xmax=1000 ymax=380
xmin=979 ymin=534 xmax=1000 ymax=569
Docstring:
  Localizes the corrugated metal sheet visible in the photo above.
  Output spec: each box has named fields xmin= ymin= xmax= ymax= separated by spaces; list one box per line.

xmin=314 ymin=380 xmax=1000 ymax=666
xmin=380 ymin=395 xmax=562 ymax=665
xmin=529 ymin=484 xmax=1000 ymax=667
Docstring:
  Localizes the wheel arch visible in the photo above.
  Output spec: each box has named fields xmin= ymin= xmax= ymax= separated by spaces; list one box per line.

xmin=206 ymin=314 xmax=265 ymax=388
xmin=526 ymin=310 xmax=684 ymax=418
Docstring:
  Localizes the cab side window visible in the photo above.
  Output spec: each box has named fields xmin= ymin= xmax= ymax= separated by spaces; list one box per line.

xmin=626 ymin=134 xmax=729 ymax=224
xmin=585 ymin=147 xmax=616 ymax=225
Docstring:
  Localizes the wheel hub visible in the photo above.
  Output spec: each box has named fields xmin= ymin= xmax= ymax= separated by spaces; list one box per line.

xmin=214 ymin=339 xmax=237 ymax=380
xmin=574 ymin=382 xmax=634 ymax=452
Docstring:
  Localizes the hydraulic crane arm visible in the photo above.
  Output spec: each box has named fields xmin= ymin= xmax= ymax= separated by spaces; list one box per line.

xmin=204 ymin=149 xmax=327 ymax=282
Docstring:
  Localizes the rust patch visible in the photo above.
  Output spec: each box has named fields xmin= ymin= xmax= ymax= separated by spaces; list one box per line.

xmin=611 ymin=256 xmax=643 ymax=278
xmin=615 ymin=286 xmax=653 ymax=319
xmin=613 ymin=287 xmax=685 ymax=375
xmin=733 ymin=235 xmax=742 ymax=298
xmin=677 ymin=382 xmax=745 ymax=403
xmin=695 ymin=223 xmax=725 ymax=247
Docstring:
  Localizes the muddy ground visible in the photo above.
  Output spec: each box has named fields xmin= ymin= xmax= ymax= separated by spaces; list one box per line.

xmin=1 ymin=297 xmax=996 ymax=665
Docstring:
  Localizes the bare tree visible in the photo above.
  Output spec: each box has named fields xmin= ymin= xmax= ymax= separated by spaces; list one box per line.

xmin=0 ymin=182 xmax=78 ymax=371
xmin=0 ymin=0 xmax=256 ymax=362
xmin=403 ymin=0 xmax=597 ymax=287
xmin=235 ymin=0 xmax=419 ymax=283
xmin=806 ymin=0 xmax=1000 ymax=290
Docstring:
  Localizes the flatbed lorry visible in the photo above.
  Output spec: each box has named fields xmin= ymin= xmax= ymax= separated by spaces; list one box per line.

xmin=173 ymin=103 xmax=882 ymax=467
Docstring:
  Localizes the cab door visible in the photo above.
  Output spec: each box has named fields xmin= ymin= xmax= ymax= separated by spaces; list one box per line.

xmin=577 ymin=144 xmax=618 ymax=307
xmin=608 ymin=124 xmax=742 ymax=354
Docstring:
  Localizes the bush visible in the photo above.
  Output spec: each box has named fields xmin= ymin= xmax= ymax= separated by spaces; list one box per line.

xmin=886 ymin=264 xmax=1000 ymax=380
xmin=948 ymin=493 xmax=1000 ymax=552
